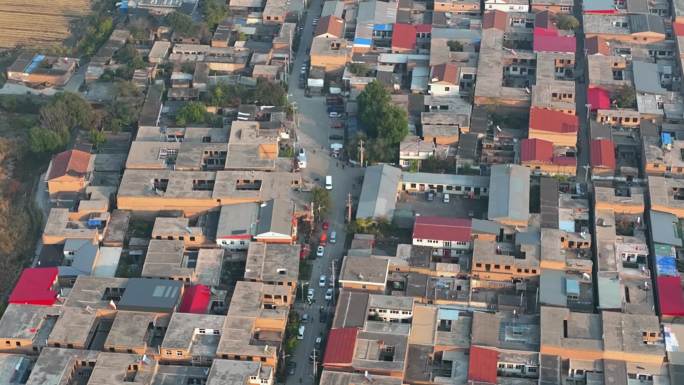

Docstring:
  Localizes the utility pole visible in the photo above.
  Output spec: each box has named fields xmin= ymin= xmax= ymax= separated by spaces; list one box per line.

xmin=358 ymin=139 xmax=365 ymax=166
xmin=330 ymin=257 xmax=335 ymax=306
xmin=347 ymin=192 xmax=352 ymax=223
xmin=312 ymin=348 xmax=317 ymax=378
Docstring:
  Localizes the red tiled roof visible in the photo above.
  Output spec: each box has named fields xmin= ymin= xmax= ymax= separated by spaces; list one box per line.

xmin=482 ymin=10 xmax=507 ymax=31
xmin=520 ymin=138 xmax=553 ymax=163
xmin=529 ymin=108 xmax=578 ymax=134
xmin=48 ymin=149 xmax=90 ymax=180
xmin=314 ymin=16 xmax=344 ymax=38
xmin=590 ymin=139 xmax=616 ymax=169
xmin=431 ymin=63 xmax=459 ymax=84
xmin=657 ymin=276 xmax=684 ymax=317
xmin=587 ymin=86 xmax=611 ymax=110
xmin=392 ymin=23 xmax=417 ymax=50
xmin=179 ymin=285 xmax=210 ymax=314
xmin=533 ymin=34 xmax=576 ymax=53
xmin=323 ymin=328 xmax=358 ymax=365
xmin=552 ymin=156 xmax=577 ymax=166
xmin=468 ymin=346 xmax=498 ymax=383
xmin=675 ymin=22 xmax=684 ymax=37
xmin=415 ymin=24 xmax=432 ymax=33
xmin=413 ymin=216 xmax=472 ymax=242
xmin=9 ymin=267 xmax=59 ymax=306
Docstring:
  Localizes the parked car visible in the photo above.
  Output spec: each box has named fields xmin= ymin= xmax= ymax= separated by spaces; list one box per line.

xmin=322 ymin=221 xmax=330 ymax=231
xmin=329 ymin=111 xmax=341 ymax=118
xmin=316 ymin=246 xmax=325 ymax=257
xmin=301 ymin=313 xmax=309 ymax=323
xmin=329 ymin=134 xmax=344 ymax=141
xmin=307 ymin=288 xmax=315 ymax=301
xmin=319 ymin=275 xmax=327 ymax=287
xmin=331 ymin=120 xmax=344 ymax=129
xmin=325 ymin=288 xmax=333 ymax=301
xmin=319 ymin=232 xmax=327 ymax=246
xmin=288 ymin=362 xmax=297 ymax=375
xmin=330 ymin=231 xmax=337 ymax=244
xmin=443 ymin=193 xmax=450 ymax=203
xmin=426 ymin=190 xmax=435 ymax=201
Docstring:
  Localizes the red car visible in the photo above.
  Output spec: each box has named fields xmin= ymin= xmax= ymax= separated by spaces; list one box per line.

xmin=322 ymin=221 xmax=330 ymax=231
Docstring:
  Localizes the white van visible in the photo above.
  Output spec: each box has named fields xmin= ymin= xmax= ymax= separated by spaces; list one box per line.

xmin=298 ymin=325 xmax=306 ymax=340
xmin=325 ymin=175 xmax=332 ymax=190
xmin=297 ymin=149 xmax=307 ymax=169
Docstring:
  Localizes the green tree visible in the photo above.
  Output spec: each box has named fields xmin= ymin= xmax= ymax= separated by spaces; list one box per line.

xmin=165 ymin=11 xmax=197 ymax=35
xmin=78 ymin=16 xmax=114 ymax=57
xmin=447 ymin=40 xmax=463 ymax=52
xmin=203 ymin=0 xmax=228 ymax=29
xmin=378 ymin=106 xmax=408 ymax=144
xmin=614 ymin=86 xmax=636 ymax=109
xmin=89 ymin=129 xmax=107 ymax=149
xmin=28 ymin=126 xmax=65 ymax=154
xmin=557 ymin=15 xmax=580 ymax=30
xmin=357 ymin=81 xmax=408 ymax=155
xmin=176 ymin=102 xmax=208 ymax=125
xmin=311 ymin=187 xmax=331 ymax=220
xmin=348 ymin=63 xmax=371 ymax=76
xmin=357 ymin=80 xmax=391 ymax=138
xmin=39 ymin=92 xmax=94 ymax=141
xmin=254 ymin=78 xmax=287 ymax=107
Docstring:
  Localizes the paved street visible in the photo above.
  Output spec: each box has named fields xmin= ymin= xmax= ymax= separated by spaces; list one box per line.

xmin=574 ymin=0 xmax=590 ymax=183
xmin=285 ymin=1 xmax=364 ymax=384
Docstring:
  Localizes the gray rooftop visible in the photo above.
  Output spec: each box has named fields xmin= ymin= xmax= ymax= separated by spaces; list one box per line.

xmin=244 ymin=242 xmax=300 ymax=283
xmin=216 ymin=202 xmax=259 ymax=239
xmin=649 ymin=210 xmax=683 ymax=247
xmin=206 ymin=360 xmax=269 ymax=385
xmin=633 ymin=61 xmax=666 ymax=95
xmin=118 ymin=278 xmax=182 ymax=313
xmin=161 ymin=312 xmax=225 ymax=357
xmin=357 ymin=164 xmax=402 ymax=220
xmin=339 ymin=256 xmax=389 ymax=285
xmin=488 ymin=164 xmax=530 ymax=224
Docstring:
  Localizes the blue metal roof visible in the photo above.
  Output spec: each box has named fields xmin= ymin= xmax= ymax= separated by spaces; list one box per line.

xmin=373 ymin=23 xmax=393 ymax=31
xmin=565 ymin=279 xmax=580 ymax=296
xmin=437 ymin=307 xmax=460 ymax=321
xmin=353 ymin=37 xmax=372 ymax=46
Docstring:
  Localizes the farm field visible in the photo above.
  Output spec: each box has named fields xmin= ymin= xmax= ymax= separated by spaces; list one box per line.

xmin=0 ymin=0 xmax=92 ymax=49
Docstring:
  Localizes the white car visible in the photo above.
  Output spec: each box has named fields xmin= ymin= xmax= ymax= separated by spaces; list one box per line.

xmin=330 ymin=231 xmax=337 ymax=244
xmin=325 ymin=288 xmax=333 ymax=301
xmin=312 ymin=17 xmax=319 ymax=26
xmin=328 ymin=111 xmax=341 ymax=118
xmin=316 ymin=246 xmax=325 ymax=257
xmin=443 ymin=193 xmax=450 ymax=203
xmin=307 ymin=288 xmax=315 ymax=301
xmin=319 ymin=275 xmax=327 ymax=287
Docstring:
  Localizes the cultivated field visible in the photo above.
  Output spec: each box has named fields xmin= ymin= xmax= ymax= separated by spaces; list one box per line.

xmin=0 ymin=0 xmax=92 ymax=49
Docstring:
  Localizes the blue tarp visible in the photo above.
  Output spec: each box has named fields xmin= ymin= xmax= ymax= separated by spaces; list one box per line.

xmin=565 ymin=279 xmax=580 ymax=296
xmin=656 ymin=255 xmax=678 ymax=277
xmin=662 ymin=132 xmax=673 ymax=146
xmin=24 ymin=54 xmax=45 ymax=74
xmin=437 ymin=307 xmax=460 ymax=321
xmin=373 ymin=24 xmax=393 ymax=31
xmin=87 ymin=219 xmax=103 ymax=228
xmin=353 ymin=38 xmax=372 ymax=46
